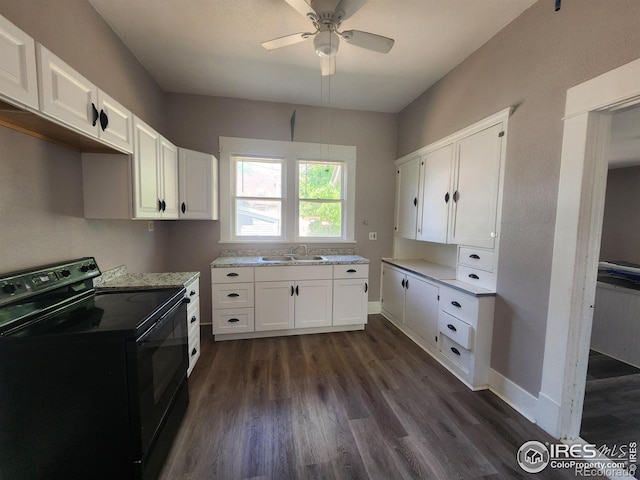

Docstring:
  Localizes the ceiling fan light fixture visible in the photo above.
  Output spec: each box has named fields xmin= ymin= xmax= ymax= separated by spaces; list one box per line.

xmin=314 ymin=30 xmax=340 ymax=57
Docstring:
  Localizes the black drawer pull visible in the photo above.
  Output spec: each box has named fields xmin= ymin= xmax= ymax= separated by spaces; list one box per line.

xmin=405 ymin=279 xmax=409 ymax=289
xmin=228 ymin=318 xmax=240 ymax=323
xmin=347 ymin=269 xmax=357 ymax=273
xmin=401 ymin=279 xmax=405 ymax=288
xmin=291 ymin=285 xmax=295 ymax=296
xmin=227 ymin=272 xmax=239 ymax=277
xmin=227 ymin=293 xmax=240 ymax=297
xmin=191 ymin=348 xmax=197 ymax=356
xmin=451 ymin=301 xmax=461 ymax=308
xmin=450 ymin=347 xmax=461 ymax=356
xmin=468 ymin=273 xmax=480 ymax=280
xmin=444 ymin=192 xmax=450 ymax=203
xmin=190 ymin=290 xmax=196 ymax=296
xmin=190 ymin=316 xmax=197 ymax=324
xmin=295 ymin=285 xmax=299 ymax=296
xmin=447 ymin=324 xmax=457 ymax=332
xmin=469 ymin=254 xmax=480 ymax=259
xmin=364 ymin=282 xmax=368 ymax=293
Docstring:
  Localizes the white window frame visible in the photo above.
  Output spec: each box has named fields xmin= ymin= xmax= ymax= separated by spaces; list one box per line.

xmin=219 ymin=137 xmax=356 ymax=243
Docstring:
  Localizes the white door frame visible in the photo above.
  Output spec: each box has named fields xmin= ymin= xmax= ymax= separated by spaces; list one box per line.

xmin=537 ymin=58 xmax=640 ymax=439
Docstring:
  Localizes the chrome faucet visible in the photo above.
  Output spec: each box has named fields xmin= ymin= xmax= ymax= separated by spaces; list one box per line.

xmin=289 ymin=244 xmax=308 ymax=256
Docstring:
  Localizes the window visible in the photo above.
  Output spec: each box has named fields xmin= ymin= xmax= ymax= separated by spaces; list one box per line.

xmin=219 ymin=137 xmax=356 ymax=243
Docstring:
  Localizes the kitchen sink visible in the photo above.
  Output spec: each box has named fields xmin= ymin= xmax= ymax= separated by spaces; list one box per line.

xmin=259 ymin=255 xmax=326 ymax=262
xmin=260 ymin=255 xmax=294 ymax=262
xmin=289 ymin=255 xmax=325 ymax=261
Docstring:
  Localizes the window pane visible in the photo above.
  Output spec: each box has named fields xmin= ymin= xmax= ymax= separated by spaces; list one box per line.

xmin=298 ymin=162 xmax=342 ymax=200
xmin=236 ymin=199 xmax=281 ymax=236
xmin=299 ymin=201 xmax=341 ymax=237
xmin=236 ymin=158 xmax=282 ymax=198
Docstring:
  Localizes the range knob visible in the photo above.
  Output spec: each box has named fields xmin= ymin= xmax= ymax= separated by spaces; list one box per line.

xmin=2 ymin=284 xmax=16 ymax=294
xmin=80 ymin=265 xmax=89 ymax=272
xmin=60 ymin=269 xmax=71 ymax=278
xmin=88 ymin=263 xmax=97 ymax=270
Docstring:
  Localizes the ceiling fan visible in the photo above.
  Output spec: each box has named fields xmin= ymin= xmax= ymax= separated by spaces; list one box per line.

xmin=262 ymin=0 xmax=395 ymax=76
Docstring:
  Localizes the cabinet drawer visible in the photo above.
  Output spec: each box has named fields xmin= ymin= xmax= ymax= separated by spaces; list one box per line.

xmin=440 ymin=335 xmax=472 ymax=373
xmin=458 ymin=247 xmax=495 ymax=272
xmin=187 ymin=297 xmax=200 ymax=329
xmin=212 ymin=283 xmax=254 ymax=308
xmin=213 ymin=308 xmax=255 ymax=334
xmin=333 ymin=264 xmax=369 ymax=279
xmin=212 ymin=267 xmax=254 ymax=284
xmin=438 ymin=311 xmax=473 ymax=349
xmin=187 ymin=334 xmax=200 ymax=376
xmin=457 ymin=265 xmax=496 ymax=291
xmin=185 ymin=278 xmax=200 ymax=301
xmin=440 ymin=287 xmax=478 ymax=327
xmin=254 ymin=265 xmax=332 ymax=282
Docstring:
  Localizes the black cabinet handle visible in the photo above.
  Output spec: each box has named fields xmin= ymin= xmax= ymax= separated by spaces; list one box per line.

xmin=364 ymin=282 xmax=368 ymax=293
xmin=401 ymin=279 xmax=405 ymax=288
xmin=228 ymin=318 xmax=239 ymax=323
xmin=99 ymin=109 xmax=108 ymax=131
xmin=291 ymin=285 xmax=294 ymax=296
xmin=447 ymin=324 xmax=457 ymax=332
xmin=227 ymin=272 xmax=239 ymax=277
xmin=191 ymin=348 xmax=197 ymax=356
xmin=91 ymin=103 xmax=99 ymax=126
xmin=453 ymin=191 xmax=459 ymax=203
xmin=347 ymin=269 xmax=357 ymax=273
xmin=295 ymin=285 xmax=299 ymax=296
xmin=190 ymin=290 xmax=196 ymax=296
xmin=444 ymin=192 xmax=450 ymax=203
xmin=451 ymin=301 xmax=461 ymax=308
xmin=405 ymin=279 xmax=409 ymax=289
xmin=450 ymin=347 xmax=461 ymax=356
xmin=413 ymin=197 xmax=417 ymax=207
xmin=158 ymin=199 xmax=162 ymax=211
xmin=469 ymin=254 xmax=480 ymax=259
xmin=468 ymin=273 xmax=480 ymax=280
xmin=181 ymin=202 xmax=186 ymax=214
xmin=227 ymin=293 xmax=239 ymax=297
xmin=190 ymin=316 xmax=197 ymax=324
xmin=161 ymin=200 xmax=166 ymax=212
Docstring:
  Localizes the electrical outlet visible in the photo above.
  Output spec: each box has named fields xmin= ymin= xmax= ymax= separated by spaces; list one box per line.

xmin=148 ymin=221 xmax=154 ymax=232
xmin=368 ymin=232 xmax=377 ymax=240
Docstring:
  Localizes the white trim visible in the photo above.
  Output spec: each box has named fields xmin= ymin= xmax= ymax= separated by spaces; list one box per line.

xmin=368 ymin=301 xmax=381 ymax=314
xmin=488 ymin=369 xmax=538 ymax=423
xmin=540 ymin=56 xmax=640 ymax=440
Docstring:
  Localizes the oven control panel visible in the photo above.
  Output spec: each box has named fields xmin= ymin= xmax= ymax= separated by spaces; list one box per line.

xmin=0 ymin=258 xmax=101 ymax=306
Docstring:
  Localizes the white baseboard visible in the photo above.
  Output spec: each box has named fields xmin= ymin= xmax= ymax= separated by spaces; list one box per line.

xmin=488 ymin=368 xmax=539 ymax=423
xmin=368 ymin=301 xmax=381 ymax=314
xmin=535 ymin=391 xmax=563 ymax=438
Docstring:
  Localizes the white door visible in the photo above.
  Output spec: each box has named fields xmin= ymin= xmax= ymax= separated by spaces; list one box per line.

xmin=132 ymin=117 xmax=161 ymax=218
xmin=178 ymin=148 xmax=218 ymax=220
xmin=37 ymin=44 xmax=98 ymax=137
xmin=97 ymin=90 xmax=133 ymax=153
xmin=450 ymin=123 xmax=503 ymax=248
xmin=333 ymin=278 xmax=368 ymax=326
xmin=417 ymin=144 xmax=454 ymax=243
xmin=395 ymin=157 xmax=420 ymax=239
xmin=294 ymin=280 xmax=333 ymax=328
xmin=0 ymin=15 xmax=38 ymax=109
xmin=255 ymin=281 xmax=294 ymax=331
xmin=160 ymin=138 xmax=179 ymax=219
xmin=404 ymin=275 xmax=440 ymax=348
xmin=381 ymin=264 xmax=405 ymax=323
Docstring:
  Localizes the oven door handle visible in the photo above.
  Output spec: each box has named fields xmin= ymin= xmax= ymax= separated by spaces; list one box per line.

xmin=136 ymin=299 xmax=184 ymax=345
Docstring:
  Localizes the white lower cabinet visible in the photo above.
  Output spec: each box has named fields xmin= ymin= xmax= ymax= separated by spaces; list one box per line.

xmin=185 ymin=277 xmax=201 ymax=377
xmin=211 ymin=267 xmax=255 ymax=335
xmin=332 ymin=264 xmax=369 ymax=326
xmin=254 ymin=281 xmax=294 ymax=331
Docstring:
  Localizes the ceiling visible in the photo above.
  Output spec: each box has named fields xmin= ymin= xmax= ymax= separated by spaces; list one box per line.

xmin=88 ymin=0 xmax=537 ymax=113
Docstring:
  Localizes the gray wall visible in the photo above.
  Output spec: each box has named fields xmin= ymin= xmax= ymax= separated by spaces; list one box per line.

xmin=397 ymin=0 xmax=640 ymax=395
xmin=600 ymin=166 xmax=640 ymax=265
xmin=0 ymin=0 xmax=169 ymax=273
xmin=164 ymin=94 xmax=398 ymax=324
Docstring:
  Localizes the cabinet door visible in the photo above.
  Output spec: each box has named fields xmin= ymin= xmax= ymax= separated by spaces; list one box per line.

xmin=97 ymin=90 xmax=133 ymax=153
xmin=417 ymin=144 xmax=453 ymax=243
xmin=295 ymin=280 xmax=333 ymax=329
xmin=255 ymin=281 xmax=294 ymax=331
xmin=394 ymin=157 xmax=420 ymax=239
xmin=160 ymin=138 xmax=179 ymax=219
xmin=381 ymin=264 xmax=405 ymax=323
xmin=132 ymin=117 xmax=161 ymax=218
xmin=0 ymin=15 xmax=38 ymax=109
xmin=37 ymin=45 xmax=98 ymax=137
xmin=404 ymin=275 xmax=439 ymax=348
xmin=333 ymin=278 xmax=368 ymax=326
xmin=449 ymin=124 xmax=504 ymax=248
xmin=178 ymin=148 xmax=219 ymax=220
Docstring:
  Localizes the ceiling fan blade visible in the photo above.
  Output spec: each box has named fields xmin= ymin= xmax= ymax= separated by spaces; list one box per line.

xmin=321 ymin=55 xmax=336 ymax=76
xmin=340 ymin=30 xmax=394 ymax=53
xmin=284 ymin=0 xmax=316 ymax=19
xmin=334 ymin=0 xmax=369 ymax=22
xmin=262 ymin=32 xmax=313 ymax=51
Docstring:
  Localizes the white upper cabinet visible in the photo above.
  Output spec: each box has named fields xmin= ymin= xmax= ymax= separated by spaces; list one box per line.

xmin=417 ymin=144 xmax=454 ymax=243
xmin=160 ymin=137 xmax=179 ymax=219
xmin=0 ymin=14 xmax=38 ymax=110
xmin=178 ymin=148 xmax=219 ymax=220
xmin=449 ymin=123 xmax=504 ymax=249
xmin=36 ymin=44 xmax=133 ymax=152
xmin=394 ymin=156 xmax=420 ymax=239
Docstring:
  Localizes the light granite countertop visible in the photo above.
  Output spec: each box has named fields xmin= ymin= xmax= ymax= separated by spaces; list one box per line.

xmin=94 ymin=265 xmax=199 ymax=291
xmin=211 ymin=254 xmax=369 ymax=268
xmin=382 ymin=258 xmax=495 ymax=297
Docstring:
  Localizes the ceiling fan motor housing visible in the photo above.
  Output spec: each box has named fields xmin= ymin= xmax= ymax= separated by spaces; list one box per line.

xmin=314 ymin=30 xmax=340 ymax=57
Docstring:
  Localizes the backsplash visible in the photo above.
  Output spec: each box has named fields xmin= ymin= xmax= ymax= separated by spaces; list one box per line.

xmin=219 ymin=247 xmax=356 ymax=257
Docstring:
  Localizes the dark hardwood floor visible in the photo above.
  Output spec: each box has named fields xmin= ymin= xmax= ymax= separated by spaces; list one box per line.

xmin=160 ymin=315 xmax=601 ymax=479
